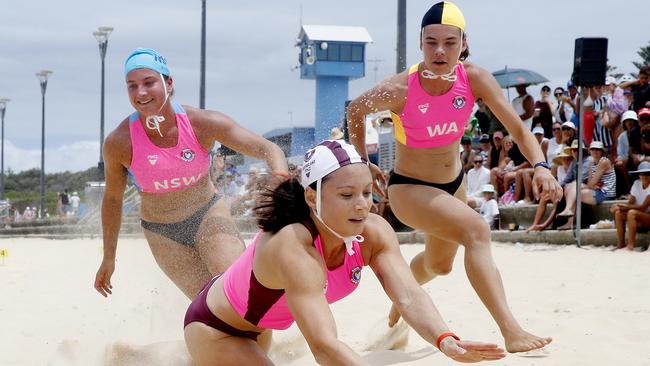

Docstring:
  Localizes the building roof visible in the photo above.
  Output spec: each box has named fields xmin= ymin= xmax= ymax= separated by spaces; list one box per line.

xmin=263 ymin=126 xmax=313 ymax=138
xmin=297 ymin=25 xmax=373 ymax=44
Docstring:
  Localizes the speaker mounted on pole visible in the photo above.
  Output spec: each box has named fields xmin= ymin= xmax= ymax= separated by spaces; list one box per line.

xmin=571 ymin=37 xmax=608 ymax=87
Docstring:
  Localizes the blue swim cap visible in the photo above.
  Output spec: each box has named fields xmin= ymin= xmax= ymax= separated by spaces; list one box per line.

xmin=124 ymin=48 xmax=170 ymax=78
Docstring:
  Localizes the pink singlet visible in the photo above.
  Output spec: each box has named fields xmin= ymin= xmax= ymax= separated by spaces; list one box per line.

xmin=222 ymin=223 xmax=365 ymax=330
xmin=128 ymin=102 xmax=210 ymax=193
xmin=391 ymin=62 xmax=475 ymax=148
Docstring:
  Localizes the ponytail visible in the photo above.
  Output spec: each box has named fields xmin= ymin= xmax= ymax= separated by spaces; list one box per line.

xmin=254 ymin=178 xmax=311 ymax=233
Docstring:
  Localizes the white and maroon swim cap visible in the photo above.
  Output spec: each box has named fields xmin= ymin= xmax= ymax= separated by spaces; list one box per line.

xmin=300 ymin=139 xmax=367 ymax=189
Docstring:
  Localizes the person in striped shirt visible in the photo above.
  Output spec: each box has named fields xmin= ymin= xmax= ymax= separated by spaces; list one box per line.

xmin=557 ymin=141 xmax=616 ymax=226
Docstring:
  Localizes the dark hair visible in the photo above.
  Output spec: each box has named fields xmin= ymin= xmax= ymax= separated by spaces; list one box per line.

xmin=254 ymin=179 xmax=311 ymax=233
xmin=639 ymin=66 xmax=650 ymax=76
xmin=541 ymin=85 xmax=551 ymax=92
xmin=460 ymin=38 xmax=470 ymax=61
xmin=162 ymin=74 xmax=175 ymax=97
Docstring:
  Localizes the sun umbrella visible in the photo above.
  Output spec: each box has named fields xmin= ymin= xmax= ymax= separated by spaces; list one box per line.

xmin=492 ymin=67 xmax=549 ymax=88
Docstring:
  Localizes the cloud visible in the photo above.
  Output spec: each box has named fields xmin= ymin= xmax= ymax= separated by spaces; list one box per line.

xmin=3 ymin=140 xmax=99 ymax=173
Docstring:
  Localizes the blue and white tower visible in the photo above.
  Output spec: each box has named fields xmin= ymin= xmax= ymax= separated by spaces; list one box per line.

xmin=296 ymin=25 xmax=372 ymax=143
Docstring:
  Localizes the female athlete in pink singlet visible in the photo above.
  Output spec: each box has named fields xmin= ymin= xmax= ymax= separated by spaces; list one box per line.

xmin=184 ymin=140 xmax=505 ymax=365
xmin=94 ymin=48 xmax=288 ymax=299
xmin=348 ymin=2 xmax=561 ymax=353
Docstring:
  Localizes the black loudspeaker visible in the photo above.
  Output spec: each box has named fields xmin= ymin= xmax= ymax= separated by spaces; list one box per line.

xmin=572 ymin=38 xmax=608 ymax=86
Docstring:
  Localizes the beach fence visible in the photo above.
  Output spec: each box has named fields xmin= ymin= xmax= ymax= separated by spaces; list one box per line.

xmin=77 ymin=183 xmax=140 ymax=235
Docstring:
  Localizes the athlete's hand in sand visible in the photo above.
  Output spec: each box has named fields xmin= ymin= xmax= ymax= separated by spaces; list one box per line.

xmin=532 ymin=167 xmax=563 ymax=203
xmin=94 ymin=259 xmax=115 ymax=297
xmin=369 ymin=163 xmax=387 ymax=198
xmin=440 ymin=338 xmax=506 ymax=363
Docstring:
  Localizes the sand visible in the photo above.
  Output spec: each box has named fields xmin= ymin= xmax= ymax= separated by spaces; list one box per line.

xmin=0 ymin=237 xmax=649 ymax=366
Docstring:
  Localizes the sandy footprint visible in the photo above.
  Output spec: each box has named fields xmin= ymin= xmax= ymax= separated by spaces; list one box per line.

xmin=515 ymin=347 xmax=551 ymax=358
xmin=48 ymin=339 xmax=104 ymax=366
xmin=104 ymin=340 xmax=193 ymax=366
xmin=268 ymin=333 xmax=309 ymax=364
xmin=364 ymin=318 xmax=410 ymax=351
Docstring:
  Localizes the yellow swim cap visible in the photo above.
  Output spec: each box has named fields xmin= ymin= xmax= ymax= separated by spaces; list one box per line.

xmin=421 ymin=1 xmax=465 ymax=32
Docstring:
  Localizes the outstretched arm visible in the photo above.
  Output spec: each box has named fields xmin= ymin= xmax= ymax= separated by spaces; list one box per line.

xmin=190 ymin=107 xmax=288 ymax=175
xmin=95 ymin=126 xmax=129 ymax=297
xmin=268 ymin=228 xmax=367 ymax=366
xmin=468 ymin=64 xmax=562 ymax=203
xmin=347 ymin=74 xmax=406 ymax=195
xmin=365 ymin=216 xmax=505 ymax=362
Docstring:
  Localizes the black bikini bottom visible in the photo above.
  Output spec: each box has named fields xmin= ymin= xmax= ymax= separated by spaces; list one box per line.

xmin=141 ymin=194 xmax=221 ymax=246
xmin=387 ymin=169 xmax=464 ymax=195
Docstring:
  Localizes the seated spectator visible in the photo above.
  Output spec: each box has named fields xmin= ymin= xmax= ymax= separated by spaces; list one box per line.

xmin=604 ymin=76 xmax=630 ymax=116
xmin=552 ymin=151 xmax=573 ymax=183
xmin=619 ymin=66 xmax=650 ymax=112
xmin=557 ymin=141 xmax=616 ymax=229
xmin=487 ymin=131 xmax=504 ymax=169
xmin=479 ymin=184 xmax=499 ymax=229
xmin=466 ymin=155 xmax=491 ymax=208
xmin=478 ymin=134 xmax=491 ymax=166
xmin=631 ymin=108 xmax=650 ymax=168
xmin=553 ymin=87 xmax=572 ymax=123
xmin=526 ymin=149 xmax=575 ymax=232
xmin=611 ymin=162 xmax=650 ymax=251
xmin=532 ymin=85 xmax=554 ymax=138
xmin=517 ymin=126 xmax=549 ymax=202
xmin=490 ymin=135 xmax=529 ymax=198
xmin=561 ymin=121 xmax=577 ymax=148
xmin=464 ymin=115 xmax=479 ymax=139
xmin=474 ymin=98 xmax=491 ymax=135
xmin=460 ymin=136 xmax=476 ymax=172
xmin=547 ymin=122 xmax=565 ymax=164
xmin=615 ymin=111 xmax=641 ymax=195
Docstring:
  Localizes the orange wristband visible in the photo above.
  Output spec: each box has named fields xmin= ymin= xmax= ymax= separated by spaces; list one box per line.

xmin=272 ymin=171 xmax=291 ymax=180
xmin=436 ymin=332 xmax=460 ymax=350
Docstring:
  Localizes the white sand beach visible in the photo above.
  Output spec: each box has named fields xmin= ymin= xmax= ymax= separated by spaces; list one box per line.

xmin=0 ymin=237 xmax=648 ymax=366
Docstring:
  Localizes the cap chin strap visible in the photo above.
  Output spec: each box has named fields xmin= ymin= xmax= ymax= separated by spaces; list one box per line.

xmin=314 ymin=179 xmax=364 ymax=256
xmin=421 ymin=64 xmax=458 ymax=82
xmin=144 ymin=73 xmax=170 ymax=137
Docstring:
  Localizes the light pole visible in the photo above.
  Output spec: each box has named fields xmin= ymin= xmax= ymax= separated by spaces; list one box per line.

xmin=93 ymin=26 xmax=113 ymax=181
xmin=36 ymin=70 xmax=52 ymax=220
xmin=0 ymin=97 xmax=10 ymax=201
xmin=200 ymin=0 xmax=206 ymax=109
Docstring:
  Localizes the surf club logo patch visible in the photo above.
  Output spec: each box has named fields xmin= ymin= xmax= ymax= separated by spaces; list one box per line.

xmin=418 ymin=103 xmax=429 ymax=114
xmin=147 ymin=154 xmax=158 ymax=165
xmin=452 ymin=95 xmax=466 ymax=109
xmin=350 ymin=266 xmax=362 ymax=284
xmin=180 ymin=148 xmax=195 ymax=162
xmin=303 ymin=149 xmax=316 ymax=178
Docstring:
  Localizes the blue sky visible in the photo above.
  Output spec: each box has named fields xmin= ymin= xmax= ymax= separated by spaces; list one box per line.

xmin=0 ymin=0 xmax=647 ymax=172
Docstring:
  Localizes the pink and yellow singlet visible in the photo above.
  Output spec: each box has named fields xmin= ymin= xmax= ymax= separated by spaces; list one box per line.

xmin=391 ymin=62 xmax=475 ymax=148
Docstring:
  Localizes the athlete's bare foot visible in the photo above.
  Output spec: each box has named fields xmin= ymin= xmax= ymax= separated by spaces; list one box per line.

xmin=388 ymin=303 xmax=402 ymax=327
xmin=503 ymin=329 xmax=552 ymax=353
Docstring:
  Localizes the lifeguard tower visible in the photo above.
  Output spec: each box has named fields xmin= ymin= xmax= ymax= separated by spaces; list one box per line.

xmin=296 ymin=25 xmax=372 ymax=142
